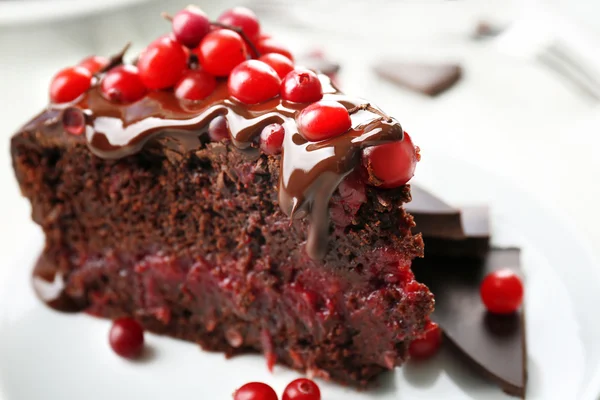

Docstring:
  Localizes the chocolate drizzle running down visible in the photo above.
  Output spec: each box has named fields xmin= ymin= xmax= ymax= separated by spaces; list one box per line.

xmin=41 ymin=74 xmax=403 ymax=260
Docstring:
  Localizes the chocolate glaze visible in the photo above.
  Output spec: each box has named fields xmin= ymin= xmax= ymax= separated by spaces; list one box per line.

xmin=31 ymin=75 xmax=404 ymax=260
xmin=413 ymin=248 xmax=527 ymax=397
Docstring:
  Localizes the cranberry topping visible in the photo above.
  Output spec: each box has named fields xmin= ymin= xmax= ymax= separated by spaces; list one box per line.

xmin=260 ymin=123 xmax=285 ymax=155
xmin=362 ymin=131 xmax=417 ymax=188
xmin=256 ymin=37 xmax=294 ymax=61
xmin=296 ymin=100 xmax=351 ymax=141
xmin=228 ymin=60 xmax=281 ymax=104
xmin=62 ymin=107 xmax=86 ymax=136
xmin=100 ymin=65 xmax=147 ymax=104
xmin=171 ymin=6 xmax=211 ymax=48
xmin=49 ymin=66 xmax=92 ymax=103
xmin=280 ymin=68 xmax=323 ymax=103
xmin=174 ymin=69 xmax=217 ymax=101
xmin=78 ymin=55 xmax=108 ymax=74
xmin=196 ymin=29 xmax=248 ymax=77
xmin=137 ymin=35 xmax=188 ymax=89
xmin=233 ymin=382 xmax=278 ymax=400
xmin=109 ymin=317 xmax=144 ymax=359
xmin=208 ymin=116 xmax=230 ymax=142
xmin=259 ymin=53 xmax=294 ymax=79
xmin=480 ymin=269 xmax=524 ymax=314
xmin=282 ymin=378 xmax=321 ymax=400
xmin=408 ymin=320 xmax=442 ymax=359
xmin=217 ymin=7 xmax=261 ymax=41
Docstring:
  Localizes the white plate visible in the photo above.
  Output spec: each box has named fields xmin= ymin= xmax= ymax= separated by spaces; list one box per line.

xmin=0 ymin=0 xmax=154 ymax=26
xmin=1 ymin=150 xmax=600 ymax=400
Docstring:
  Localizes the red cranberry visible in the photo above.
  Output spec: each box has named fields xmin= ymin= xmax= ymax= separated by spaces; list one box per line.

xmin=258 ymin=53 xmax=294 ymax=79
xmin=361 ymin=131 xmax=417 ymax=188
xmin=260 ymin=123 xmax=285 ymax=155
xmin=172 ymin=6 xmax=211 ymax=48
xmin=218 ymin=7 xmax=261 ymax=41
xmin=49 ymin=66 xmax=92 ymax=103
xmin=480 ymin=269 xmax=524 ymax=314
xmin=137 ymin=35 xmax=187 ymax=89
xmin=62 ymin=107 xmax=86 ymax=135
xmin=281 ymin=69 xmax=323 ymax=103
xmin=228 ymin=60 xmax=281 ymax=104
xmin=408 ymin=321 xmax=442 ymax=359
xmin=233 ymin=382 xmax=278 ymax=400
xmin=297 ymin=100 xmax=351 ymax=141
xmin=175 ymin=69 xmax=217 ymax=101
xmin=282 ymin=378 xmax=321 ymax=400
xmin=256 ymin=37 xmax=294 ymax=61
xmin=109 ymin=317 xmax=144 ymax=359
xmin=78 ymin=55 xmax=108 ymax=74
xmin=196 ymin=29 xmax=248 ymax=77
xmin=100 ymin=65 xmax=147 ymax=103
xmin=208 ymin=116 xmax=230 ymax=142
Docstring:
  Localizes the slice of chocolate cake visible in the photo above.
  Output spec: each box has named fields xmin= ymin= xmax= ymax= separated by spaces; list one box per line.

xmin=11 ymin=6 xmax=433 ymax=387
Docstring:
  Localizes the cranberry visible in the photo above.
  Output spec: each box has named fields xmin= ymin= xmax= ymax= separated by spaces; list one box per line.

xmin=208 ymin=116 xmax=230 ymax=142
xmin=218 ymin=7 xmax=261 ymax=41
xmin=480 ymin=269 xmax=524 ymax=314
xmin=297 ymin=100 xmax=351 ymax=141
xmin=109 ymin=317 xmax=144 ymax=359
xmin=172 ymin=6 xmax=211 ymax=48
xmin=49 ymin=66 xmax=92 ymax=103
xmin=100 ymin=65 xmax=147 ymax=103
xmin=361 ymin=131 xmax=417 ymax=188
xmin=408 ymin=321 xmax=442 ymax=359
xmin=233 ymin=382 xmax=278 ymax=400
xmin=258 ymin=53 xmax=294 ymax=79
xmin=62 ymin=107 xmax=86 ymax=135
xmin=228 ymin=60 xmax=281 ymax=104
xmin=260 ymin=123 xmax=285 ymax=155
xmin=282 ymin=378 xmax=321 ymax=400
xmin=175 ymin=69 xmax=217 ymax=101
xmin=137 ymin=35 xmax=187 ymax=89
xmin=78 ymin=55 xmax=108 ymax=74
xmin=196 ymin=29 xmax=248 ymax=77
xmin=256 ymin=37 xmax=293 ymax=61
xmin=281 ymin=69 xmax=323 ymax=103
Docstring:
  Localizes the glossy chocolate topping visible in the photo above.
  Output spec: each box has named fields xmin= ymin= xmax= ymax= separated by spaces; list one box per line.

xmin=32 ymin=74 xmax=404 ymax=260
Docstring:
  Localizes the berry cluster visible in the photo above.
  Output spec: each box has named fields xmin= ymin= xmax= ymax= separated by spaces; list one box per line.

xmin=49 ymin=5 xmax=419 ymax=189
xmin=234 ymin=379 xmax=320 ymax=400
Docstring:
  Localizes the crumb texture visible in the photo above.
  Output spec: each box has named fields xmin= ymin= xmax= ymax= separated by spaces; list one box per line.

xmin=12 ymin=127 xmax=432 ymax=386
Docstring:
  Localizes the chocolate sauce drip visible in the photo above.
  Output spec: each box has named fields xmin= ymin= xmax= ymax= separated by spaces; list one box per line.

xmin=39 ymin=75 xmax=403 ymax=259
xmin=32 ymin=254 xmax=87 ymax=312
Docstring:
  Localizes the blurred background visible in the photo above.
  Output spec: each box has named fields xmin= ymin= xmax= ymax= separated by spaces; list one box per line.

xmin=1 ymin=0 xmax=600 ymax=268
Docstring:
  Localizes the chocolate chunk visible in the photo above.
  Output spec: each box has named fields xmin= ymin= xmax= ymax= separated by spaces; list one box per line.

xmin=425 ymin=206 xmax=491 ymax=259
xmin=413 ymin=248 xmax=527 ymax=397
xmin=406 ymin=185 xmax=465 ymax=240
xmin=407 ymin=186 xmax=491 ymax=258
xmin=374 ymin=62 xmax=462 ymax=96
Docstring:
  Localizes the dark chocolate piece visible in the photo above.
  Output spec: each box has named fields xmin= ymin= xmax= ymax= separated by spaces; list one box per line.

xmin=374 ymin=62 xmax=462 ymax=96
xmin=406 ymin=185 xmax=465 ymax=240
xmin=413 ymin=248 xmax=527 ymax=397
xmin=472 ymin=21 xmax=505 ymax=40
xmin=424 ymin=206 xmax=491 ymax=259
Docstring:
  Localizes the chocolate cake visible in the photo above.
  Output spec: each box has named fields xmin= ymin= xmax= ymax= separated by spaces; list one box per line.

xmin=11 ymin=6 xmax=434 ymax=387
